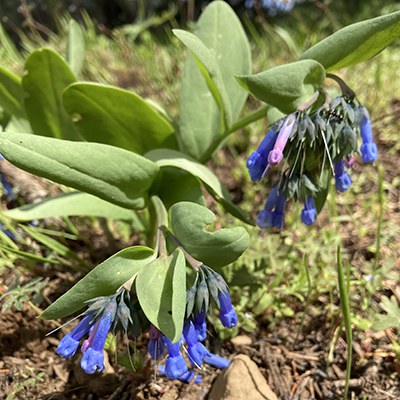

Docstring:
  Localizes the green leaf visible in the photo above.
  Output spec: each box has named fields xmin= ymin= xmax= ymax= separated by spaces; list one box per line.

xmin=63 ymin=83 xmax=176 ymax=154
xmin=0 ymin=132 xmax=159 ymax=209
xmin=236 ymin=60 xmax=325 ymax=114
xmin=22 ymin=48 xmax=81 ymax=140
xmin=178 ymin=0 xmax=251 ymax=161
xmin=136 ymin=249 xmax=186 ymax=342
xmin=5 ymin=192 xmax=143 ymax=226
xmin=66 ymin=20 xmax=86 ymax=76
xmin=170 ymin=202 xmax=249 ymax=268
xmin=157 ymin=168 xmax=205 ymax=209
xmin=41 ymin=246 xmax=154 ymax=319
xmin=145 ymin=148 xmax=251 ymax=224
xmin=4 ymin=116 xmax=32 ymax=133
xmin=300 ymin=10 xmax=400 ymax=71
xmin=173 ymin=29 xmax=232 ymax=130
xmin=0 ymin=66 xmax=25 ymax=118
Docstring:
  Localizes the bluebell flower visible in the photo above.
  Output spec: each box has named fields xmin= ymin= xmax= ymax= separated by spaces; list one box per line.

xmin=359 ymin=106 xmax=378 ymax=163
xmin=183 ymin=321 xmax=209 ymax=366
xmin=193 ymin=311 xmax=207 ymax=342
xmin=203 ymin=353 xmax=230 ymax=369
xmin=334 ymin=160 xmax=352 ymax=192
xmin=158 ymin=365 xmax=203 ymax=384
xmin=1 ymin=175 xmax=14 ymax=201
xmin=246 ymin=127 xmax=278 ymax=181
xmin=57 ymin=314 xmax=93 ymax=358
xmin=268 ymin=113 xmax=296 ymax=166
xmin=301 ymin=196 xmax=317 ymax=226
xmin=148 ymin=324 xmax=165 ymax=360
xmin=256 ymin=186 xmax=287 ymax=229
xmin=80 ymin=298 xmax=117 ymax=374
xmin=218 ymin=291 xmax=238 ymax=329
xmin=163 ymin=336 xmax=188 ymax=379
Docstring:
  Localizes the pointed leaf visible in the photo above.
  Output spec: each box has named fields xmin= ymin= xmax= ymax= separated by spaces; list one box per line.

xmin=173 ymin=29 xmax=232 ymax=130
xmin=41 ymin=246 xmax=154 ymax=319
xmin=169 ymin=202 xmax=249 ymax=268
xmin=66 ymin=20 xmax=86 ymax=76
xmin=22 ymin=48 xmax=81 ymax=140
xmin=0 ymin=66 xmax=25 ymax=118
xmin=0 ymin=132 xmax=159 ymax=209
xmin=236 ymin=60 xmax=325 ymax=114
xmin=5 ymin=192 xmax=143 ymax=228
xmin=300 ymin=10 xmax=400 ymax=71
xmin=136 ymin=249 xmax=186 ymax=342
xmin=145 ymin=148 xmax=251 ymax=224
xmin=63 ymin=82 xmax=176 ymax=154
xmin=178 ymin=1 xmax=251 ymax=161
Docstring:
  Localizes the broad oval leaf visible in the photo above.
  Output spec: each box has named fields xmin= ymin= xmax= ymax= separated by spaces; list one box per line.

xmin=5 ymin=191 xmax=143 ymax=228
xmin=63 ymin=82 xmax=176 ymax=154
xmin=145 ymin=148 xmax=251 ymax=224
xmin=0 ymin=132 xmax=159 ymax=209
xmin=136 ymin=249 xmax=186 ymax=342
xmin=236 ymin=60 xmax=326 ymax=114
xmin=66 ymin=20 xmax=86 ymax=76
xmin=41 ymin=246 xmax=154 ymax=319
xmin=0 ymin=66 xmax=25 ymax=118
xmin=173 ymin=29 xmax=232 ymax=130
xmin=300 ymin=10 xmax=400 ymax=71
xmin=178 ymin=0 xmax=251 ymax=161
xmin=22 ymin=48 xmax=81 ymax=140
xmin=170 ymin=202 xmax=249 ymax=268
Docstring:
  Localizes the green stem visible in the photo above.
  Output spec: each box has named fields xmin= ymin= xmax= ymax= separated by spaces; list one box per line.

xmin=337 ymin=246 xmax=353 ymax=400
xmin=228 ymin=105 xmax=269 ymax=134
xmin=373 ymin=163 xmax=384 ymax=276
xmin=326 ymin=73 xmax=356 ymax=98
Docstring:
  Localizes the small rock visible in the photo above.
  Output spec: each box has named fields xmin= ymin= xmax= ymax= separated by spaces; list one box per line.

xmin=208 ymin=354 xmax=278 ymax=400
xmin=231 ymin=335 xmax=253 ymax=347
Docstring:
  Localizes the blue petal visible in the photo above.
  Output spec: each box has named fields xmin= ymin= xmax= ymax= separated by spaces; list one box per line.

xmin=80 ymin=347 xmax=105 ymax=374
xmin=57 ymin=333 xmax=80 ymax=358
xmin=158 ymin=365 xmax=202 ymax=384
xmin=165 ymin=355 xmax=188 ymax=379
xmin=193 ymin=312 xmax=207 ymax=342
xmin=148 ymin=338 xmax=165 ymax=360
xmin=335 ymin=172 xmax=352 ymax=192
xmin=204 ymin=353 xmax=230 ymax=369
xmin=360 ymin=142 xmax=378 ymax=163
xmin=218 ymin=292 xmax=238 ymax=329
xmin=187 ymin=342 xmax=209 ymax=367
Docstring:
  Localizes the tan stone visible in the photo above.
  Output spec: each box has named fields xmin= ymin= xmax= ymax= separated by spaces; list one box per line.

xmin=208 ymin=354 xmax=278 ymax=400
xmin=231 ymin=335 xmax=253 ymax=346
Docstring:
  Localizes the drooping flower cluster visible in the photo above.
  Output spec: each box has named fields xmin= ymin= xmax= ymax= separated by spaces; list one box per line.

xmin=57 ymin=290 xmax=131 ymax=374
xmin=56 ymin=265 xmax=235 ymax=382
xmin=247 ymin=92 xmax=378 ymax=229
xmin=148 ymin=264 xmax=235 ymax=382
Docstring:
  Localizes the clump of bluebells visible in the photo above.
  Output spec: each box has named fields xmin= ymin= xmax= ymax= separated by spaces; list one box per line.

xmin=56 ymin=249 xmax=236 ymax=382
xmin=245 ymin=0 xmax=303 ymax=16
xmin=247 ymin=77 xmax=378 ymax=229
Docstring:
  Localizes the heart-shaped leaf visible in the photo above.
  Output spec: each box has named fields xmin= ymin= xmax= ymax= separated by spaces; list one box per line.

xmin=169 ymin=202 xmax=249 ymax=268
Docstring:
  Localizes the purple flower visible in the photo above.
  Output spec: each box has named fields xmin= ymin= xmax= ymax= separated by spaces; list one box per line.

xmin=163 ymin=336 xmax=188 ymax=379
xmin=158 ymin=365 xmax=203 ymax=384
xmin=148 ymin=325 xmax=165 ymax=360
xmin=301 ymin=196 xmax=317 ymax=226
xmin=246 ymin=127 xmax=278 ymax=181
xmin=80 ymin=299 xmax=117 ymax=374
xmin=256 ymin=186 xmax=287 ymax=229
xmin=218 ymin=291 xmax=238 ymax=328
xmin=334 ymin=160 xmax=352 ymax=192
xmin=359 ymin=106 xmax=378 ymax=163
xmin=57 ymin=314 xmax=93 ymax=358
xmin=268 ymin=113 xmax=296 ymax=166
